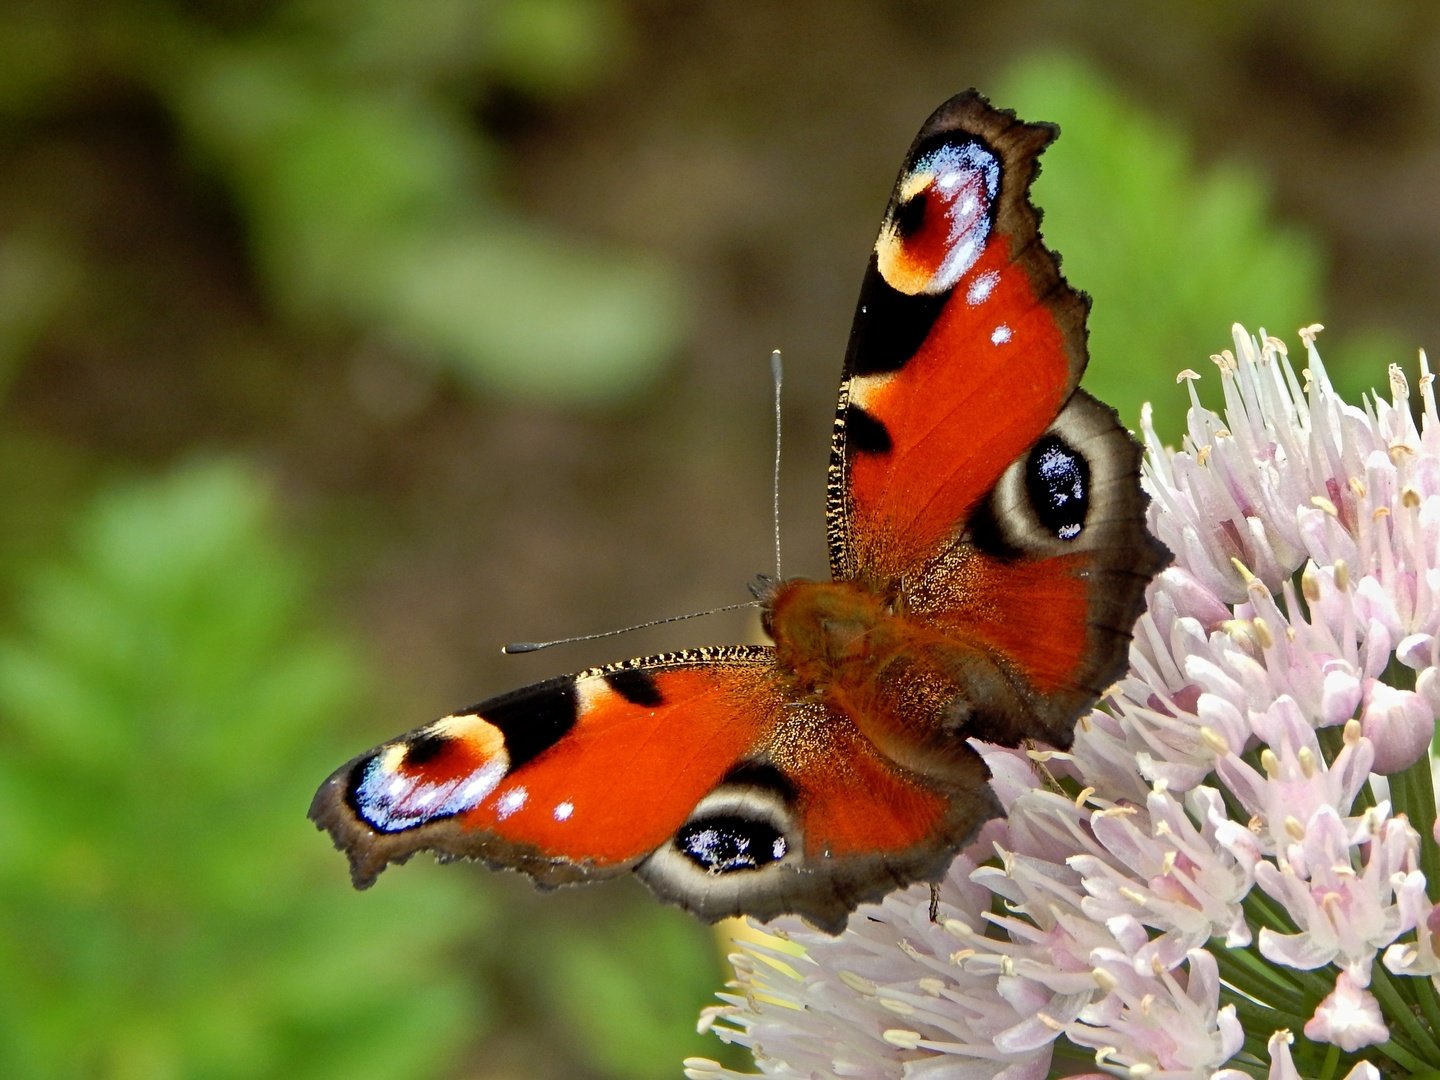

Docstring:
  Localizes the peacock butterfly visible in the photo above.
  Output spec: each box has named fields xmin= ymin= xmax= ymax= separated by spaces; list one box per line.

xmin=310 ymin=91 xmax=1170 ymax=933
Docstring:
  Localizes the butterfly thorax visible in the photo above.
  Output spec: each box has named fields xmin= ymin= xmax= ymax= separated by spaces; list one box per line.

xmin=308 ymin=92 xmax=1170 ymax=936
xmin=759 ymin=577 xmax=965 ymax=777
xmin=763 ymin=577 xmax=897 ymax=690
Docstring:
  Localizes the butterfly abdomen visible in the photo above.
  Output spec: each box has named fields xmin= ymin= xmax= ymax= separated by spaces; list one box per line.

xmin=310 ymin=90 xmax=1169 ymax=934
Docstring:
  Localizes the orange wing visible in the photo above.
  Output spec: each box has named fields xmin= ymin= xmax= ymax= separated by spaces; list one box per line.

xmin=310 ymin=647 xmax=998 ymax=932
xmin=825 ymin=92 xmax=1168 ymax=749
xmin=312 ymin=90 xmax=1167 ymax=935
xmin=828 ymin=91 xmax=1088 ymax=582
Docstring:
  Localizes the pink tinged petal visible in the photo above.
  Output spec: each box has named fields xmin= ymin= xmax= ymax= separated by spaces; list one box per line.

xmin=1224 ymin=711 xmax=1375 ymax=845
xmin=1068 ymin=948 xmax=1241 ymax=1071
xmin=1298 ymin=504 xmax=1361 ymax=571
xmin=1397 ymin=631 xmax=1436 ymax=669
xmin=1070 ymin=721 xmax=1168 ymax=802
xmin=1077 ymin=788 xmax=1253 ymax=955
xmin=1359 ymin=617 xmax=1395 ymax=679
xmin=990 ymin=989 xmax=1089 ymax=1055
xmin=1320 ymin=666 xmax=1363 ymax=725
xmin=1257 ymin=918 xmax=1337 ymax=973
xmin=1356 ymin=568 xmax=1404 ymax=644
xmin=1258 ymin=806 xmax=1421 ymax=983
xmin=1359 ymin=681 xmax=1434 ymax=773
xmin=1303 ymin=971 xmax=1388 ymax=1051
xmin=1156 ymin=567 xmax=1233 ymax=627
xmin=1257 ymin=1028 xmax=1302 ymax=1080
xmin=1383 ymin=887 xmax=1440 ymax=978
xmin=1420 ymin=666 xmax=1440 ymax=716
xmin=1196 ymin=691 xmax=1251 ymax=754
xmin=979 ymin=744 xmax=1050 ymax=814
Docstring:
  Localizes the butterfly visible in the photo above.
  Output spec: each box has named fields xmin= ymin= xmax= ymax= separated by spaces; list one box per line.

xmin=310 ymin=91 xmax=1170 ymax=934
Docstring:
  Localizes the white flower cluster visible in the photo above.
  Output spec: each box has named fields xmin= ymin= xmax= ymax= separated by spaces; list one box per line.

xmin=687 ymin=327 xmax=1440 ymax=1079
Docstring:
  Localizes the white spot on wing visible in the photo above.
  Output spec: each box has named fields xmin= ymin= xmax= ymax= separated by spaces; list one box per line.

xmin=495 ymin=786 xmax=528 ymax=820
xmin=554 ymin=800 xmax=574 ymax=821
xmin=966 ymin=270 xmax=999 ymax=306
xmin=991 ymin=324 xmax=1012 ymax=345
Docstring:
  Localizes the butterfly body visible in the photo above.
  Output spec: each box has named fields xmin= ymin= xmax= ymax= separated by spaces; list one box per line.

xmin=311 ymin=91 xmax=1170 ymax=933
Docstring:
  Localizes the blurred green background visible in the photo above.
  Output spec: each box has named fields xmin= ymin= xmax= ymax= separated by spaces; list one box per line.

xmin=2 ymin=3 xmax=1437 ymax=1077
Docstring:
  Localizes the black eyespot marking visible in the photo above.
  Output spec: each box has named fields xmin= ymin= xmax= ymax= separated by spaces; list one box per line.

xmin=677 ymin=816 xmax=787 ymax=874
xmin=402 ymin=732 xmax=449 ymax=767
xmin=1027 ymin=435 xmax=1089 ymax=541
xmin=460 ymin=675 xmax=579 ymax=770
xmin=894 ymin=191 xmax=928 ymax=237
xmin=966 ymin=498 xmax=1023 ymax=559
xmin=721 ymin=761 xmax=797 ymax=802
xmin=846 ymin=403 xmax=893 ymax=455
xmin=603 ymin=668 xmax=664 ymax=708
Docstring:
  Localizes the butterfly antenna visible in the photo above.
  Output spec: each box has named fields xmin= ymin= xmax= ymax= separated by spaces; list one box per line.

xmin=771 ymin=348 xmax=784 ymax=581
xmin=502 ymin=601 xmax=760 ymax=654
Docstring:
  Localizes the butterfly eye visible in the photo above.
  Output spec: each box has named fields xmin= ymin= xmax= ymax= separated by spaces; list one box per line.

xmin=967 ymin=392 xmax=1139 ymax=560
xmin=349 ymin=738 xmax=509 ymax=834
xmin=1026 ymin=435 xmax=1089 ymax=542
xmin=876 ymin=139 xmax=1000 ymax=297
xmin=677 ymin=818 xmax=788 ymax=873
xmin=637 ymin=764 xmax=800 ymax=902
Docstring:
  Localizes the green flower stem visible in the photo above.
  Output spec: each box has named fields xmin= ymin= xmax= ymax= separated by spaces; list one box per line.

xmin=1213 ymin=942 xmax=1311 ymax=1013
xmin=1373 ymin=1034 xmax=1431 ymax=1074
xmin=1393 ymin=754 xmax=1440 ymax=901
xmin=1412 ymin=969 xmax=1440 ymax=1050
xmin=1318 ymin=1043 xmax=1339 ymax=1080
xmin=1370 ymin=965 xmax=1440 ymax=1063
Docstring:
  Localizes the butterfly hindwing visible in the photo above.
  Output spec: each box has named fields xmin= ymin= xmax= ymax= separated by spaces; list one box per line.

xmin=642 ymin=696 xmax=999 ymax=932
xmin=312 ymin=89 xmax=1169 ymax=934
xmin=902 ymin=388 xmax=1167 ymax=749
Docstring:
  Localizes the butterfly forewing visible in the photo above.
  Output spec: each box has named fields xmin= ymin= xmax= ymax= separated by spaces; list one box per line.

xmin=311 ymin=645 xmax=1000 ymax=931
xmin=828 ymin=92 xmax=1089 ymax=582
xmin=821 ymin=91 xmax=1167 ymax=754
xmin=311 ymin=90 xmax=1168 ymax=934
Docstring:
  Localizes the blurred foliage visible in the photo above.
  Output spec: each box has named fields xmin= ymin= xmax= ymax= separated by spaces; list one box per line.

xmin=996 ymin=54 xmax=1390 ymax=429
xmin=0 ymin=232 xmax=76 ymax=402
xmin=0 ymin=461 xmax=490 ymax=1078
xmin=538 ymin=910 xmax=732 ymax=1080
xmin=0 ymin=0 xmax=684 ymax=404
xmin=0 ymin=3 xmax=1427 ymax=1077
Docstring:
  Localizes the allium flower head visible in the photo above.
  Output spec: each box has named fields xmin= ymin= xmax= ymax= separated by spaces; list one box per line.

xmin=686 ymin=326 xmax=1440 ymax=1080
